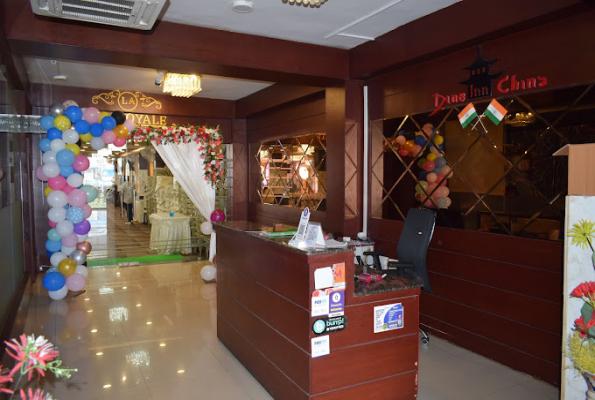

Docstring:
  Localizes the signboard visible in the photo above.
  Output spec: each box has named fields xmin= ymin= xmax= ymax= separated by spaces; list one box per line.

xmin=374 ymin=303 xmax=404 ymax=333
xmin=312 ymin=316 xmax=347 ymax=335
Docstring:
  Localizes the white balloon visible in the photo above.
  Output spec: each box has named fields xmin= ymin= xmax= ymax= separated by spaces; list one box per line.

xmin=50 ymin=252 xmax=68 ymax=267
xmin=62 ymin=129 xmax=79 ymax=144
xmin=48 ymin=207 xmax=67 ymax=223
xmin=90 ymin=137 xmax=105 ymax=150
xmin=63 ymin=100 xmax=79 ymax=108
xmin=42 ymin=162 xmax=60 ymax=178
xmin=47 ymin=190 xmax=68 ymax=208
xmin=200 ymin=265 xmax=216 ymax=281
xmin=50 ymin=138 xmax=66 ymax=153
xmin=74 ymin=264 xmax=88 ymax=278
xmin=67 ymin=174 xmax=83 ymax=188
xmin=56 ymin=220 xmax=74 ymax=236
xmin=48 ymin=285 xmax=68 ymax=300
xmin=42 ymin=150 xmax=57 ymax=164
xmin=200 ymin=221 xmax=213 ymax=235
xmin=61 ymin=245 xmax=76 ymax=255
xmin=76 ymin=233 xmax=88 ymax=242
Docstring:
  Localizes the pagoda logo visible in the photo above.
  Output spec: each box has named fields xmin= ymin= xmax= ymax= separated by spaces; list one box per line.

xmin=458 ymin=46 xmax=502 ymax=100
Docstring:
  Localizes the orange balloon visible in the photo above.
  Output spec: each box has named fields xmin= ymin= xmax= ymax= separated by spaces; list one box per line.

xmin=58 ymin=258 xmax=77 ymax=276
xmin=113 ymin=125 xmax=129 ymax=139
xmin=402 ymin=140 xmax=414 ymax=151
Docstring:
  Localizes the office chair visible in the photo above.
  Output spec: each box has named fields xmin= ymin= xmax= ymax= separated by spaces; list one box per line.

xmin=364 ymin=207 xmax=436 ymax=343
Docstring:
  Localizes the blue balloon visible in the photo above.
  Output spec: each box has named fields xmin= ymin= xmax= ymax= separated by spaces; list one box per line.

xmin=433 ymin=167 xmax=442 ymax=175
xmin=439 ymin=144 xmax=444 ymax=150
xmin=101 ymin=116 xmax=116 ymax=131
xmin=45 ymin=239 xmax=62 ymax=253
xmin=434 ymin=157 xmax=447 ymax=169
xmin=414 ymin=135 xmax=426 ymax=146
xmin=66 ymin=206 xmax=85 ymax=224
xmin=39 ymin=138 xmax=52 ymax=152
xmin=74 ymin=120 xmax=90 ymax=134
xmin=47 ymin=228 xmax=62 ymax=241
xmin=47 ymin=127 xmax=63 ymax=140
xmin=90 ymin=123 xmax=104 ymax=137
xmin=397 ymin=129 xmax=406 ymax=136
xmin=40 ymin=115 xmax=55 ymax=130
xmin=46 ymin=251 xmax=54 ymax=260
xmin=42 ymin=272 xmax=66 ymax=291
xmin=60 ymin=165 xmax=74 ymax=177
xmin=64 ymin=106 xmax=83 ymax=123
xmin=419 ymin=171 xmax=429 ymax=181
xmin=56 ymin=149 xmax=76 ymax=167
xmin=47 ymin=266 xmax=59 ymax=273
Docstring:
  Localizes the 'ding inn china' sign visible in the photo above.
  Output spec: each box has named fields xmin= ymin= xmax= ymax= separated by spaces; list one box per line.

xmin=91 ymin=89 xmax=168 ymax=126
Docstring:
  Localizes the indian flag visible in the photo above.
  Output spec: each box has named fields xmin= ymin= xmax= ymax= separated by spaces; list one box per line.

xmin=458 ymin=103 xmax=478 ymax=129
xmin=484 ymin=99 xmax=508 ymax=125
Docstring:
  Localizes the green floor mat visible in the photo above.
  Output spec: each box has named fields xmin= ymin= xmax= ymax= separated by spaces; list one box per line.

xmin=87 ymin=254 xmax=184 ymax=267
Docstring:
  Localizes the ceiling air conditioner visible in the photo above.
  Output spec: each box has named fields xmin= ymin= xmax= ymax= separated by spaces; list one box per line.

xmin=30 ymin=0 xmax=167 ymax=30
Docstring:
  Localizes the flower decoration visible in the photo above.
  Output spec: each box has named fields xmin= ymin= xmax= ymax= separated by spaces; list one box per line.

xmin=0 ymin=334 xmax=76 ymax=398
xmin=568 ymin=220 xmax=595 ymax=375
xmin=130 ymin=124 xmax=225 ymax=188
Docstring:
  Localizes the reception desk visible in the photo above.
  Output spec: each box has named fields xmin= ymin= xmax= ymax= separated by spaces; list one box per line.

xmin=215 ymin=221 xmax=422 ymax=400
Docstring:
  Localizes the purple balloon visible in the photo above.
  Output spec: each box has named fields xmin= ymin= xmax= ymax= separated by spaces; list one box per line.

xmin=73 ymin=219 xmax=91 ymax=235
xmin=36 ymin=165 xmax=48 ymax=181
xmin=210 ymin=209 xmax=225 ymax=222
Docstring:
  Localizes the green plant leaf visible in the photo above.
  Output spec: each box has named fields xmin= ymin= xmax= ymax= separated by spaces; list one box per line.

xmin=582 ymin=303 xmax=594 ymax=322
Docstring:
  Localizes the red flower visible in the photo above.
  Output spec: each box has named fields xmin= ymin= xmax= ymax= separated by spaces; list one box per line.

xmin=576 ymin=316 xmax=588 ymax=338
xmin=19 ymin=388 xmax=52 ymax=400
xmin=5 ymin=335 xmax=59 ymax=380
xmin=572 ymin=282 xmax=595 ymax=298
xmin=0 ymin=364 xmax=13 ymax=394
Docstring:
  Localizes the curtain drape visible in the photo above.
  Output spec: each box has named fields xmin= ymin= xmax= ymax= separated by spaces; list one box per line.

xmin=152 ymin=141 xmax=216 ymax=261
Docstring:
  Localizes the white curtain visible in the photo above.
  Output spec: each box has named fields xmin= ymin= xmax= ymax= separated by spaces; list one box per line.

xmin=152 ymin=141 xmax=216 ymax=261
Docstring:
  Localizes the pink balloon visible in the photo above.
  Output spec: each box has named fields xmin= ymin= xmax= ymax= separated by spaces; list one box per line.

xmin=62 ymin=185 xmax=75 ymax=195
xmin=123 ymin=119 xmax=136 ymax=132
xmin=113 ymin=138 xmax=127 ymax=147
xmin=398 ymin=148 xmax=409 ymax=157
xmin=423 ymin=161 xmax=436 ymax=172
xmin=65 ymin=273 xmax=86 ymax=291
xmin=48 ymin=175 xmax=67 ymax=190
xmin=411 ymin=144 xmax=422 ymax=157
xmin=73 ymin=155 xmax=90 ymax=172
xmin=102 ymin=130 xmax=116 ymax=144
xmin=36 ymin=165 xmax=48 ymax=181
xmin=67 ymin=189 xmax=88 ymax=207
xmin=61 ymin=233 xmax=78 ymax=247
xmin=82 ymin=204 xmax=92 ymax=219
xmin=396 ymin=136 xmax=406 ymax=145
xmin=83 ymin=107 xmax=100 ymax=124
xmin=48 ymin=220 xmax=57 ymax=228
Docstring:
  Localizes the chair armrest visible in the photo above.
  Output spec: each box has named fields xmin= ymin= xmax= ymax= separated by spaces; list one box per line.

xmin=363 ymin=250 xmax=385 ymax=256
xmin=387 ymin=261 xmax=414 ymax=269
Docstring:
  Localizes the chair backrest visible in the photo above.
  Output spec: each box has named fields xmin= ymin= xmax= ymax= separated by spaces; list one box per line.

xmin=396 ymin=208 xmax=436 ymax=292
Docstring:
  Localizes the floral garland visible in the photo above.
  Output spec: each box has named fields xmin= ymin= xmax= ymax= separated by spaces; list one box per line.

xmin=130 ymin=124 xmax=225 ymax=188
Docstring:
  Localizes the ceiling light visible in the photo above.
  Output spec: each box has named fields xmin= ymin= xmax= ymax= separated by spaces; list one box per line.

xmin=163 ymin=73 xmax=202 ymax=98
xmin=52 ymin=75 xmax=68 ymax=81
xmin=232 ymin=0 xmax=253 ymax=13
xmin=285 ymin=0 xmax=327 ymax=7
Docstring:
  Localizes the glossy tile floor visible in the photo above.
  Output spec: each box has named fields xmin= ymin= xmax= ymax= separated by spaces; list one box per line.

xmin=17 ymin=262 xmax=559 ymax=400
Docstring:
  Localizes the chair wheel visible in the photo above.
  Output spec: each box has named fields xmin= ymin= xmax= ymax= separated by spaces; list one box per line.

xmin=421 ymin=337 xmax=429 ymax=345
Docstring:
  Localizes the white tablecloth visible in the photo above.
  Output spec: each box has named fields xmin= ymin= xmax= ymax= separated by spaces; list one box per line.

xmin=149 ymin=213 xmax=192 ymax=255
xmin=134 ymin=200 xmax=146 ymax=223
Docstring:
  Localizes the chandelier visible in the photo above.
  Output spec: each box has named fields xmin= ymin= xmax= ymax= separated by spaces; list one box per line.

xmin=505 ymin=112 xmax=536 ymax=127
xmin=284 ymin=0 xmax=327 ymax=7
xmin=163 ymin=73 xmax=202 ymax=98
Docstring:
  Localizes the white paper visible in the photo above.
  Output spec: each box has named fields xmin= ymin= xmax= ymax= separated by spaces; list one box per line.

xmin=311 ymin=335 xmax=330 ymax=358
xmin=311 ymin=291 xmax=330 ymax=317
xmin=314 ymin=267 xmax=334 ymax=289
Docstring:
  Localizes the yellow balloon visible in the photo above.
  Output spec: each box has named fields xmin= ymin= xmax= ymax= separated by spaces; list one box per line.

xmin=113 ymin=125 xmax=129 ymax=139
xmin=44 ymin=186 xmax=53 ymax=196
xmin=65 ymin=143 xmax=81 ymax=156
xmin=54 ymin=115 xmax=71 ymax=131
xmin=79 ymin=133 xmax=93 ymax=143
xmin=434 ymin=134 xmax=444 ymax=146
xmin=58 ymin=258 xmax=77 ymax=276
xmin=99 ymin=111 xmax=111 ymax=123
xmin=427 ymin=153 xmax=437 ymax=161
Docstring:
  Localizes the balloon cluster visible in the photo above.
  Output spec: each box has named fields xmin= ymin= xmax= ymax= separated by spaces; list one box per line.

xmin=411 ymin=123 xmax=452 ymax=209
xmin=199 ymin=209 xmax=226 ymax=282
xmin=35 ymin=100 xmax=128 ymax=300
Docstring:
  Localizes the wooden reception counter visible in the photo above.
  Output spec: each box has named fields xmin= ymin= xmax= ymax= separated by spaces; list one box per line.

xmin=215 ymin=221 xmax=422 ymax=400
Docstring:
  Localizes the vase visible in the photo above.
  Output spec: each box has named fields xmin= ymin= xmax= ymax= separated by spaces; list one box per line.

xmin=584 ymin=372 xmax=595 ymax=399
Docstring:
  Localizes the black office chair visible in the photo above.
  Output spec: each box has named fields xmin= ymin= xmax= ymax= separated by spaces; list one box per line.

xmin=364 ymin=207 xmax=436 ymax=343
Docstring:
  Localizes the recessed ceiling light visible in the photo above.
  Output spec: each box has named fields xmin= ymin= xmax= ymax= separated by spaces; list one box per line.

xmin=232 ymin=0 xmax=253 ymax=13
xmin=52 ymin=75 xmax=68 ymax=81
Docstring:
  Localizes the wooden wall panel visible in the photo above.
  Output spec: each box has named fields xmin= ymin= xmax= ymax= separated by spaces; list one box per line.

xmin=312 ymin=372 xmax=417 ymax=400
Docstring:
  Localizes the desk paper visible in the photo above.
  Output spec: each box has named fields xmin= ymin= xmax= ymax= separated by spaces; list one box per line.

xmin=311 ymin=289 xmax=330 ymax=317
xmin=314 ymin=267 xmax=334 ymax=289
xmin=373 ymin=303 xmax=404 ymax=333
xmin=311 ymin=335 xmax=330 ymax=358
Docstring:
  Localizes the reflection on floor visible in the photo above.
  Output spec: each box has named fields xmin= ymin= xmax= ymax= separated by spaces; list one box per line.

xmin=15 ymin=262 xmax=559 ymax=400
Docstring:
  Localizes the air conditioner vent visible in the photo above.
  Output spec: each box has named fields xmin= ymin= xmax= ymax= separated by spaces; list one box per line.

xmin=30 ymin=0 xmax=167 ymax=30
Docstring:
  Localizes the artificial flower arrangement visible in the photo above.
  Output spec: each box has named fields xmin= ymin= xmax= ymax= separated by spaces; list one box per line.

xmin=0 ymin=334 xmax=76 ymax=399
xmin=567 ymin=220 xmax=595 ymax=377
xmin=130 ymin=124 xmax=225 ymax=188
